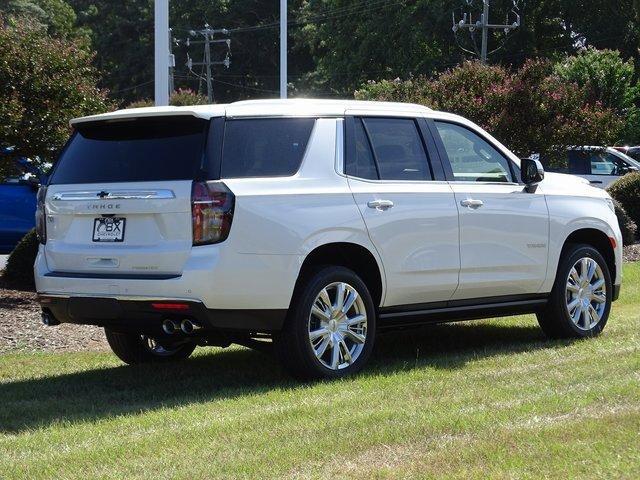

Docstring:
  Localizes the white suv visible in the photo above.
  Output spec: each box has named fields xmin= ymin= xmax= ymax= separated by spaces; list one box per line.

xmin=35 ymin=99 xmax=623 ymax=379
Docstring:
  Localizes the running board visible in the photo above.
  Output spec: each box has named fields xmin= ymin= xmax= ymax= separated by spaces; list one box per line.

xmin=378 ymin=295 xmax=548 ymax=329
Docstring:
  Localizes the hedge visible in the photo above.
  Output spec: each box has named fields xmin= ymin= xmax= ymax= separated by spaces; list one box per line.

xmin=608 ymin=172 xmax=640 ymax=240
xmin=613 ymin=200 xmax=638 ymax=245
xmin=2 ymin=228 xmax=38 ymax=288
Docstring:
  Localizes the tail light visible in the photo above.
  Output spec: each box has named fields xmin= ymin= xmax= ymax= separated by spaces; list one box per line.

xmin=35 ymin=186 xmax=47 ymax=244
xmin=191 ymin=181 xmax=235 ymax=246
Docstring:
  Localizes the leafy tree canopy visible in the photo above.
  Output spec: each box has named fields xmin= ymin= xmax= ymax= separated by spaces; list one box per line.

xmin=0 ymin=17 xmax=111 ymax=176
xmin=0 ymin=0 xmax=89 ymax=41
xmin=555 ymin=48 xmax=640 ymax=143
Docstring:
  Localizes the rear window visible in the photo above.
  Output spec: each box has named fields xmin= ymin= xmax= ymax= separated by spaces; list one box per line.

xmin=220 ymin=118 xmax=315 ymax=178
xmin=50 ymin=116 xmax=208 ymax=184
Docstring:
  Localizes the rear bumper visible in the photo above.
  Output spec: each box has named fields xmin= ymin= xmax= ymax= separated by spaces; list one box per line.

xmin=38 ymin=294 xmax=286 ymax=333
xmin=35 ymin=244 xmax=302 ymax=311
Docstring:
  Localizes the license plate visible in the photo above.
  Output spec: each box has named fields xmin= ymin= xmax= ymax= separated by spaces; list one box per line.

xmin=92 ymin=217 xmax=125 ymax=242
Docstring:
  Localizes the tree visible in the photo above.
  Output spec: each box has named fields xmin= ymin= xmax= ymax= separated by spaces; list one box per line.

xmin=555 ymin=48 xmax=640 ymax=144
xmin=68 ymin=0 xmax=313 ymax=104
xmin=294 ymin=0 xmax=608 ymax=96
xmin=356 ymin=59 xmax=623 ymax=166
xmin=1 ymin=0 xmax=89 ymax=41
xmin=0 ymin=17 xmax=111 ymax=176
xmin=559 ymin=1 xmax=640 ymax=72
xmin=295 ymin=0 xmax=462 ymax=96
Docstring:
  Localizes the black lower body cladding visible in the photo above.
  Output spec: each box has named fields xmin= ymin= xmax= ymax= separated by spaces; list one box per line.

xmin=37 ymin=295 xmax=286 ymax=334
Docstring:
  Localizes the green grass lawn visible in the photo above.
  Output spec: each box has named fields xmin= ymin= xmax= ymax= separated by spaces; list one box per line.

xmin=1 ymin=265 xmax=639 ymax=479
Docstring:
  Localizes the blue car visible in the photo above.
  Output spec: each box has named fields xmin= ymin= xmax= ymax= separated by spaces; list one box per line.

xmin=0 ymin=148 xmax=44 ymax=254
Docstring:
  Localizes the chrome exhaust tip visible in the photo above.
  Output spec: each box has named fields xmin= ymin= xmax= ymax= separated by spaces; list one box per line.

xmin=162 ymin=319 xmax=179 ymax=335
xmin=180 ymin=319 xmax=202 ymax=334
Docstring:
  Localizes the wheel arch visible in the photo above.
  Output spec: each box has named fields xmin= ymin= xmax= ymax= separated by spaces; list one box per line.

xmin=294 ymin=242 xmax=385 ymax=308
xmin=560 ymin=228 xmax=616 ymax=282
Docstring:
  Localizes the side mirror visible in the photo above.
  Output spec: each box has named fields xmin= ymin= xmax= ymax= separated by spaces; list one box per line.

xmin=521 ymin=158 xmax=544 ymax=191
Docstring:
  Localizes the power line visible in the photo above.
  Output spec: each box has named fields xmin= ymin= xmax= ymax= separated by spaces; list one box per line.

xmin=111 ymin=80 xmax=155 ymax=94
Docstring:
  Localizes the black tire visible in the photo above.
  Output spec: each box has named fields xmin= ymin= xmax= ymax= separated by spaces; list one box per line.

xmin=537 ymin=244 xmax=612 ymax=339
xmin=104 ymin=328 xmax=196 ymax=365
xmin=274 ymin=266 xmax=377 ymax=380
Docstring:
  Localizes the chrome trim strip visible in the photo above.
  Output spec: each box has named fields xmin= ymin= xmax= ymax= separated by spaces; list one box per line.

xmin=51 ymin=190 xmax=175 ymax=201
xmin=38 ymin=293 xmax=198 ymax=302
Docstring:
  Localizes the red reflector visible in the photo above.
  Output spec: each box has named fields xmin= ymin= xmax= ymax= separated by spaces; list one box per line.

xmin=151 ymin=303 xmax=190 ymax=311
xmin=609 ymin=237 xmax=617 ymax=249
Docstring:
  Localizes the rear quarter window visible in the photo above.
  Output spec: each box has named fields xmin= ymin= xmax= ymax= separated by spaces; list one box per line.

xmin=220 ymin=118 xmax=315 ymax=178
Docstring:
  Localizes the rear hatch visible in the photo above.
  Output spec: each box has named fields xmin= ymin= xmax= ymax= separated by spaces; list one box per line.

xmin=44 ymin=115 xmax=209 ymax=276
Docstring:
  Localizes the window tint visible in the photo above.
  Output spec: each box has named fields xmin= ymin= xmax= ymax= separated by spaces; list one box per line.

xmin=345 ymin=119 xmax=378 ymax=179
xmin=361 ymin=118 xmax=431 ymax=181
xmin=50 ymin=117 xmax=208 ymax=184
xmin=221 ymin=118 xmax=315 ymax=178
xmin=567 ymin=151 xmax=590 ymax=174
xmin=435 ymin=122 xmax=513 ymax=183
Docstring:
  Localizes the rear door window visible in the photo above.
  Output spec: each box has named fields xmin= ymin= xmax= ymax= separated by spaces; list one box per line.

xmin=346 ymin=117 xmax=432 ymax=181
xmin=345 ymin=118 xmax=378 ymax=180
xmin=220 ymin=118 xmax=315 ymax=178
xmin=50 ymin=116 xmax=208 ymax=184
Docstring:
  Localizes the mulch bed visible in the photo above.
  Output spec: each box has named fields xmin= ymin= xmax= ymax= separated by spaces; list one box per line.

xmin=623 ymin=243 xmax=640 ymax=263
xmin=1 ymin=242 xmax=639 ymax=353
xmin=0 ymin=286 xmax=107 ymax=354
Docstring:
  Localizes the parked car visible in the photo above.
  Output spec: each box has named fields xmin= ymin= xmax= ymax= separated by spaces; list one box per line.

xmin=0 ymin=148 xmax=44 ymax=254
xmin=36 ymin=100 xmax=622 ymax=379
xmin=549 ymin=146 xmax=640 ymax=189
xmin=612 ymin=145 xmax=640 ymax=163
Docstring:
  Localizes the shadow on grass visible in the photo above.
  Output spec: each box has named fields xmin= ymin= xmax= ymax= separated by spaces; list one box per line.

xmin=0 ymin=320 xmax=566 ymax=433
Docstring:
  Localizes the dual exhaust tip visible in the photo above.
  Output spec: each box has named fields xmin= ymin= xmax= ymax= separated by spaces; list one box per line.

xmin=162 ymin=319 xmax=202 ymax=335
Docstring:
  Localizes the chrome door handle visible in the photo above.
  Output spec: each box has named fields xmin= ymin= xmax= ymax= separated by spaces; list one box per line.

xmin=367 ymin=199 xmax=394 ymax=210
xmin=460 ymin=198 xmax=484 ymax=209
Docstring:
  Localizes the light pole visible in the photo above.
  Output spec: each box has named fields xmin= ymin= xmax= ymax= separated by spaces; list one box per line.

xmin=154 ymin=0 xmax=170 ymax=106
xmin=280 ymin=0 xmax=287 ymax=99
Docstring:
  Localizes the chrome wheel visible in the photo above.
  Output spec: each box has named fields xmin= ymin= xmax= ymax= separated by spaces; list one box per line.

xmin=308 ymin=282 xmax=368 ymax=370
xmin=565 ymin=257 xmax=607 ymax=330
xmin=141 ymin=335 xmax=180 ymax=356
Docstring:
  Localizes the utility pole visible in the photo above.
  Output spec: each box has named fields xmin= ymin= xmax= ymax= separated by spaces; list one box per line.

xmin=186 ymin=26 xmax=231 ymax=103
xmin=154 ymin=0 xmax=170 ymax=105
xmin=204 ymin=31 xmax=213 ymax=102
xmin=480 ymin=0 xmax=489 ymax=63
xmin=452 ymin=0 xmax=520 ymax=64
xmin=280 ymin=0 xmax=287 ymax=99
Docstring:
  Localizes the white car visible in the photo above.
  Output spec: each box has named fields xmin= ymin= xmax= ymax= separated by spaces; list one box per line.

xmin=562 ymin=146 xmax=640 ymax=188
xmin=35 ymin=100 xmax=623 ymax=379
